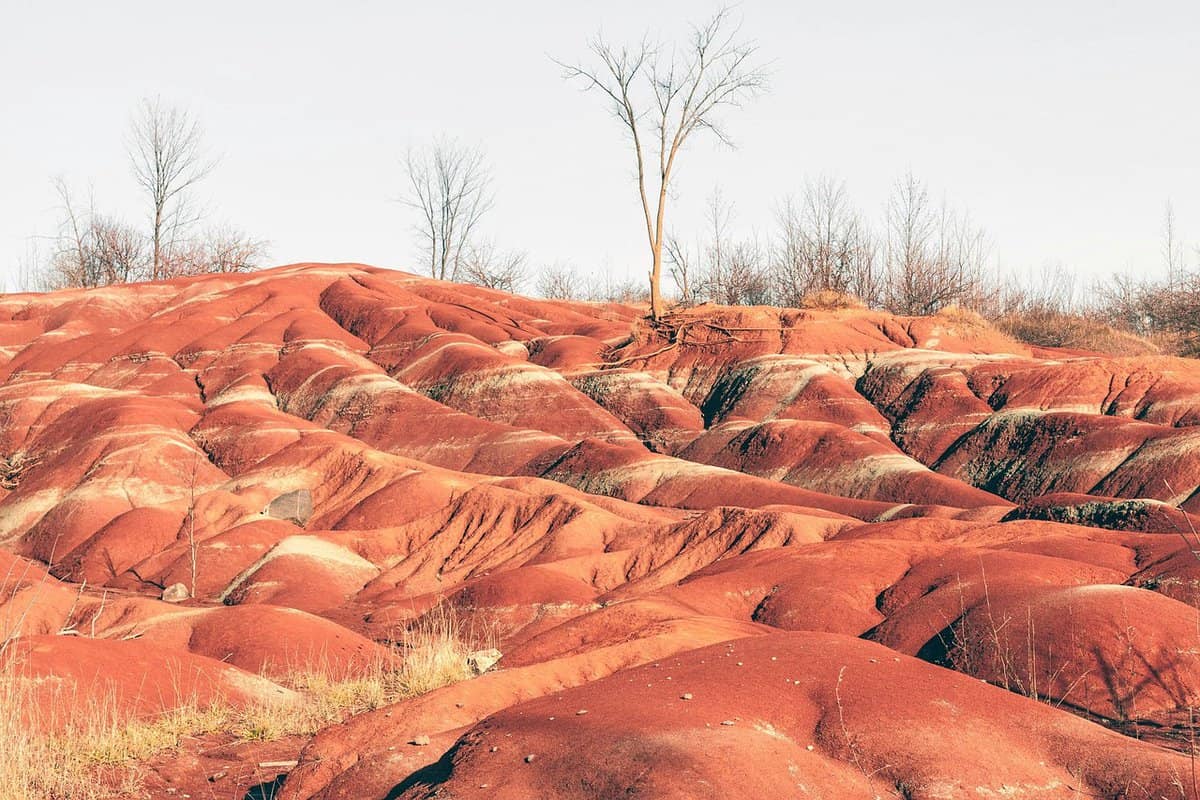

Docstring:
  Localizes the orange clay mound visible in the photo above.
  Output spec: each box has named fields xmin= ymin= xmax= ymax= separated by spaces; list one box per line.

xmin=0 ymin=264 xmax=1199 ymax=799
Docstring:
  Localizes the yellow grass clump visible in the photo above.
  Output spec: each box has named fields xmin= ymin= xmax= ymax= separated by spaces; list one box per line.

xmin=0 ymin=604 xmax=487 ymax=800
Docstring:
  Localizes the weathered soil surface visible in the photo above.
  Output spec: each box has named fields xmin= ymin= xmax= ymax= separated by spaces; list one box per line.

xmin=4 ymin=264 xmax=1200 ymax=798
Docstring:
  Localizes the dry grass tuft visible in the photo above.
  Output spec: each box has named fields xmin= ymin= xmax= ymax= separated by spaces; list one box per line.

xmin=0 ymin=604 xmax=486 ymax=800
xmin=798 ymin=290 xmax=866 ymax=311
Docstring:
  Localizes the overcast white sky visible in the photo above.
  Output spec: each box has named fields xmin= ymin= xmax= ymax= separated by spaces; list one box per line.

xmin=2 ymin=0 xmax=1198 ymax=293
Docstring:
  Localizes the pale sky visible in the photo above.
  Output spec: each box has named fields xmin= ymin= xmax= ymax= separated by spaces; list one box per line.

xmin=2 ymin=0 xmax=1198 ymax=293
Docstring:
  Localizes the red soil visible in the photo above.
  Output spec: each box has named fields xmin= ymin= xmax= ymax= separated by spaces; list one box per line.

xmin=1 ymin=264 xmax=1199 ymax=798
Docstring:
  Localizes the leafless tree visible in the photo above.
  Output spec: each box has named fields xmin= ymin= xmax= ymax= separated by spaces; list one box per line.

xmin=537 ymin=262 xmax=583 ymax=300
xmin=665 ymin=233 xmax=696 ymax=304
xmin=459 ymin=240 xmax=527 ymax=293
xmin=1163 ymin=200 xmax=1189 ymax=286
xmin=669 ymin=188 xmax=770 ymax=306
xmin=883 ymin=173 xmax=990 ymax=315
xmin=557 ymin=8 xmax=767 ymax=319
xmin=773 ymin=177 xmax=879 ymax=306
xmin=128 ymin=98 xmax=216 ymax=281
xmin=162 ymin=224 xmax=267 ymax=276
xmin=42 ymin=178 xmax=148 ymax=289
xmin=403 ymin=139 xmax=493 ymax=282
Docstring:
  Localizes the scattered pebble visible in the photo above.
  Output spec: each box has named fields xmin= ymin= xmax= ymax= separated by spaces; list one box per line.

xmin=868 ymin=658 xmax=878 ymax=663
xmin=410 ymin=735 xmax=431 ymax=746
xmin=681 ymin=692 xmax=693 ymax=700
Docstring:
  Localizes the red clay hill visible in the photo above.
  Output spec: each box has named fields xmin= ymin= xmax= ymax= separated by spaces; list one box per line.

xmin=3 ymin=264 xmax=1200 ymax=799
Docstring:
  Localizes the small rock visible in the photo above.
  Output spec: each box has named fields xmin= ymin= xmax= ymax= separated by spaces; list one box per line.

xmin=720 ymin=720 xmax=735 ymax=726
xmin=576 ymin=709 xmax=588 ymax=715
xmin=680 ymin=693 xmax=693 ymax=700
xmin=161 ymin=583 xmax=190 ymax=602
xmin=490 ymin=746 xmax=499 ymax=752
xmin=806 ymin=744 xmax=815 ymax=751
xmin=207 ymin=771 xmax=226 ymax=782
xmin=525 ymin=754 xmax=537 ymax=763
xmin=410 ymin=735 xmax=431 ymax=746
xmin=736 ymin=661 xmax=743 ymax=666
xmin=466 ymin=648 xmax=503 ymax=675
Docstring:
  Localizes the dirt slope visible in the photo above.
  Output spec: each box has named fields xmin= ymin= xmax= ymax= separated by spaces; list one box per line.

xmin=2 ymin=264 xmax=1200 ymax=799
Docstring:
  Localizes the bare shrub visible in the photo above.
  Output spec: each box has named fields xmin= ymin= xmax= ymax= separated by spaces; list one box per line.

xmin=883 ymin=173 xmax=991 ymax=315
xmin=459 ymin=240 xmax=527 ymax=293
xmin=537 ymin=262 xmax=584 ymax=300
xmin=669 ymin=189 xmax=771 ymax=306
xmin=773 ymin=177 xmax=880 ymax=307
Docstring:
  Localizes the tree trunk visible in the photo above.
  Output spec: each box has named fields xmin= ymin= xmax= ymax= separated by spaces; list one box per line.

xmin=152 ymin=206 xmax=162 ymax=281
xmin=649 ymin=246 xmax=665 ymax=320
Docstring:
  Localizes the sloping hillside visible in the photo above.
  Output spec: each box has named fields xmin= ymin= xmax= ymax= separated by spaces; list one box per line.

xmin=2 ymin=264 xmax=1199 ymax=799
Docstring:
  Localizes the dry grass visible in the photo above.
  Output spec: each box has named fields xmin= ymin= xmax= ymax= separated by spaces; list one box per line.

xmin=797 ymin=290 xmax=865 ymax=311
xmin=0 ymin=604 xmax=484 ymax=800
xmin=992 ymin=308 xmax=1161 ymax=356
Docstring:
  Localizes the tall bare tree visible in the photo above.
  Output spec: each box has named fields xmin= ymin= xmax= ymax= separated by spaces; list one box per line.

xmin=403 ymin=139 xmax=493 ymax=282
xmin=558 ymin=8 xmax=767 ymax=319
xmin=127 ymin=98 xmax=216 ymax=281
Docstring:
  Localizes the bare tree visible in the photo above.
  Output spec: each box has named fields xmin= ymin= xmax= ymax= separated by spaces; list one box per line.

xmin=460 ymin=240 xmax=527 ymax=292
xmin=1163 ymin=200 xmax=1188 ymax=286
xmin=883 ymin=173 xmax=990 ymax=315
xmin=42 ymin=178 xmax=148 ymax=289
xmin=557 ymin=8 xmax=767 ymax=319
xmin=537 ymin=262 xmax=583 ymax=300
xmin=163 ymin=224 xmax=267 ymax=276
xmin=773 ymin=177 xmax=879 ymax=306
xmin=128 ymin=98 xmax=216 ymax=281
xmin=668 ymin=188 xmax=770 ymax=306
xmin=665 ymin=233 xmax=696 ymax=304
xmin=403 ymin=139 xmax=493 ymax=282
